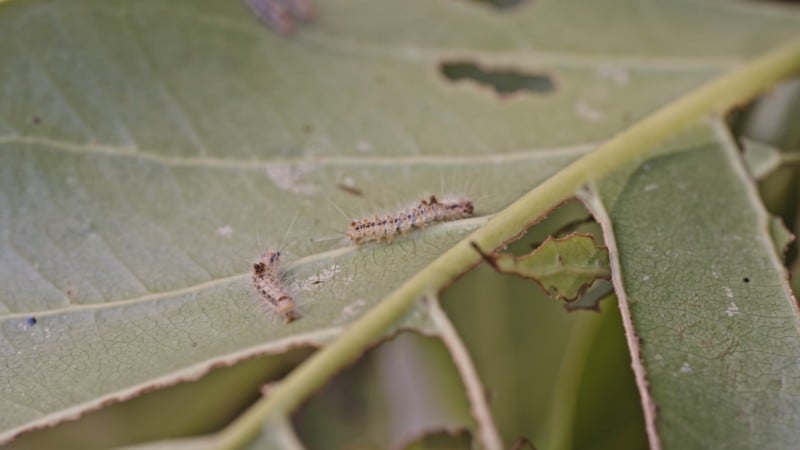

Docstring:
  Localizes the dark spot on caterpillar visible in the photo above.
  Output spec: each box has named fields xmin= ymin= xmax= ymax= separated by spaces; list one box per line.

xmin=269 ymin=252 xmax=281 ymax=264
xmin=253 ymin=262 xmax=267 ymax=275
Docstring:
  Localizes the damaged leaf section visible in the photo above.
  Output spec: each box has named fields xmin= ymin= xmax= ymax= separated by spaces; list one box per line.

xmin=463 ymin=0 xmax=529 ymax=10
xmin=440 ymin=61 xmax=555 ymax=96
xmin=474 ymin=233 xmax=611 ymax=307
xmin=563 ymin=278 xmax=614 ymax=312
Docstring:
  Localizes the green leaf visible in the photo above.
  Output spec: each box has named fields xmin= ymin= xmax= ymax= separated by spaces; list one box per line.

xmin=476 ymin=233 xmax=610 ymax=302
xmin=294 ymin=330 xmax=480 ymax=450
xmin=6 ymin=349 xmax=312 ymax=450
xmin=741 ymin=138 xmax=782 ymax=179
xmin=768 ymin=215 xmax=794 ymax=258
xmin=2 ymin=0 xmax=800 ymax=448
xmin=588 ymin=120 xmax=800 ymax=448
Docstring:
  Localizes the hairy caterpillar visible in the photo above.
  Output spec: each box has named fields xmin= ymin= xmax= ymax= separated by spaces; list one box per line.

xmin=346 ymin=195 xmax=474 ymax=245
xmin=252 ymin=250 xmax=299 ymax=324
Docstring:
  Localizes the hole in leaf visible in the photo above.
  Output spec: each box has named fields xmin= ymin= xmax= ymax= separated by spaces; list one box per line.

xmin=464 ymin=0 xmax=530 ymax=10
xmin=440 ymin=61 xmax=555 ymax=96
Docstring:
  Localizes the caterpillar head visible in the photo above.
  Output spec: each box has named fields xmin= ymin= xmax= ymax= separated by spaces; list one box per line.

xmin=447 ymin=199 xmax=474 ymax=218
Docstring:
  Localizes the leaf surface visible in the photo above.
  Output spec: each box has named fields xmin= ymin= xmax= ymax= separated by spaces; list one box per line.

xmin=1 ymin=0 xmax=800 ymax=446
xmin=588 ymin=120 xmax=800 ymax=448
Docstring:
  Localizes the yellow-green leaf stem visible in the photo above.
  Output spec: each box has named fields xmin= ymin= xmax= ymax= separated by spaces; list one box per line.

xmin=216 ymin=36 xmax=800 ymax=450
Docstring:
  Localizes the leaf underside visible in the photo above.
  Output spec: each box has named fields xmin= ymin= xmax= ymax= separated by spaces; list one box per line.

xmin=594 ymin=121 xmax=800 ymax=448
xmin=1 ymin=0 xmax=799 ymax=448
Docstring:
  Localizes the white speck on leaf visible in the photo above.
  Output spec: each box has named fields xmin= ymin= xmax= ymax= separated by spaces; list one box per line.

xmin=724 ymin=286 xmax=734 ymax=298
xmin=596 ymin=65 xmax=630 ymax=85
xmin=680 ymin=362 xmax=692 ymax=374
xmin=356 ymin=140 xmax=372 ymax=153
xmin=576 ymin=101 xmax=605 ymax=121
xmin=726 ymin=302 xmax=739 ymax=317
xmin=297 ymin=264 xmax=341 ymax=290
xmin=339 ymin=299 xmax=367 ymax=322
xmin=216 ymin=225 xmax=234 ymax=238
xmin=644 ymin=183 xmax=658 ymax=192
xmin=266 ymin=164 xmax=318 ymax=194
xmin=642 ymin=275 xmax=650 ymax=281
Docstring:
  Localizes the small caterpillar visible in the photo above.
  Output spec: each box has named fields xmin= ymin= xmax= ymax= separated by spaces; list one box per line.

xmin=346 ymin=195 xmax=474 ymax=245
xmin=252 ymin=250 xmax=299 ymax=324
